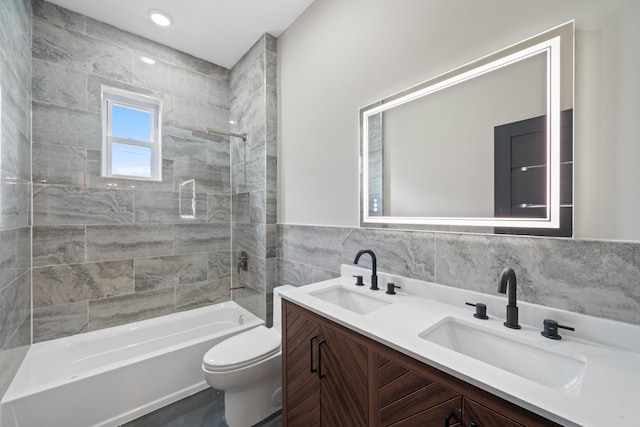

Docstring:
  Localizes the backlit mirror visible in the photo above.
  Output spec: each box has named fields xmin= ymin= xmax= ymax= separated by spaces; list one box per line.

xmin=360 ymin=21 xmax=573 ymax=236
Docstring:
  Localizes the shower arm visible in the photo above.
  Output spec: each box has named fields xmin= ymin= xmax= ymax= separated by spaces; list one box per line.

xmin=192 ymin=127 xmax=248 ymax=142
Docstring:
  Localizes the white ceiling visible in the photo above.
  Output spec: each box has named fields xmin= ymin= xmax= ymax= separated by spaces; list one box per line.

xmin=46 ymin=0 xmax=315 ymax=69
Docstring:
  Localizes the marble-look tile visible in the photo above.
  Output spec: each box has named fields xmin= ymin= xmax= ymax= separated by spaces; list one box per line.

xmin=342 ymin=228 xmax=436 ymax=282
xmin=33 ymin=185 xmax=134 ymax=226
xmin=1 ymin=110 xmax=31 ymax=182
xmin=32 ymin=101 xmax=101 ymax=149
xmin=173 ymin=161 xmax=230 ymax=195
xmin=33 ymin=225 xmax=86 ymax=267
xmin=135 ymin=254 xmax=208 ymax=292
xmin=232 ymin=193 xmax=250 ymax=224
xmin=85 ymin=18 xmax=174 ymax=63
xmin=249 ymin=191 xmax=265 ymax=224
xmin=33 ymin=260 xmax=134 ymax=308
xmin=0 ymin=177 xmax=30 ymax=229
xmin=86 ymin=150 xmax=175 ymax=192
xmin=435 ymin=234 xmax=640 ymax=325
xmin=86 ymin=224 xmax=173 ymax=262
xmin=266 ymin=258 xmax=277 ymax=294
xmin=174 ymin=51 xmax=229 ymax=79
xmin=32 ymin=59 xmax=86 ymax=109
xmin=15 ymin=227 xmax=30 ymax=274
xmin=233 ymin=223 xmax=266 ymax=258
xmin=134 ymin=190 xmax=207 ymax=224
xmin=32 ymin=0 xmax=86 ymax=33
xmin=207 ymin=76 xmax=230 ymax=109
xmin=207 ymin=136 xmax=231 ymax=168
xmin=175 ymin=279 xmax=231 ymax=312
xmin=133 ymin=58 xmax=207 ymax=103
xmin=174 ymin=223 xmax=231 ymax=254
xmin=88 ymin=288 xmax=175 ymax=331
xmin=245 ymin=157 xmax=266 ymax=193
xmin=86 ymin=74 xmax=165 ymax=113
xmin=162 ymin=127 xmax=208 ymax=163
xmin=32 ymin=142 xmax=86 ymax=186
xmin=174 ymin=97 xmax=229 ymax=132
xmin=0 ymin=271 xmax=30 ymax=350
xmin=0 ymin=229 xmax=17 ymax=286
xmin=266 ymin=190 xmax=277 ymax=225
xmin=207 ymin=194 xmax=231 ymax=224
xmin=0 ymin=318 xmax=30 ymax=399
xmin=276 ymin=258 xmax=339 ymax=288
xmin=239 ymin=252 xmax=265 ymax=293
xmin=277 ymin=224 xmax=346 ymax=272
xmin=233 ymin=285 xmax=266 ymax=321
xmin=32 ymin=301 xmax=88 ymax=343
xmin=208 ymin=251 xmax=231 ymax=281
xmin=33 ymin=18 xmax=132 ymax=82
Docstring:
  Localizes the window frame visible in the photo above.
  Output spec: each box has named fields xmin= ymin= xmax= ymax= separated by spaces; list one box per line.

xmin=101 ymin=85 xmax=163 ymax=181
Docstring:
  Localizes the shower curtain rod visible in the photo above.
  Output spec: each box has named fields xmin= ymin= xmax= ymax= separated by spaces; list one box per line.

xmin=192 ymin=127 xmax=248 ymax=142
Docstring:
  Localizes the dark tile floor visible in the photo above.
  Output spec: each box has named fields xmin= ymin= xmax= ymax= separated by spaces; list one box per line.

xmin=122 ymin=388 xmax=282 ymax=427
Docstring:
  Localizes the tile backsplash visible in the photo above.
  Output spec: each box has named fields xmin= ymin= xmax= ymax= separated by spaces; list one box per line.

xmin=277 ymin=224 xmax=640 ymax=326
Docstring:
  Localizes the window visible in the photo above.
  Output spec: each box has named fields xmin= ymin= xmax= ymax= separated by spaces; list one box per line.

xmin=101 ymin=86 xmax=162 ymax=181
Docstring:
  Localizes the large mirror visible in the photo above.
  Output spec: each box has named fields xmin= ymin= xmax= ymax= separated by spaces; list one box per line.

xmin=360 ymin=22 xmax=573 ymax=236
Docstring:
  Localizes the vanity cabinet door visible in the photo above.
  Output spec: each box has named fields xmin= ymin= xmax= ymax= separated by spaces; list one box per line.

xmin=378 ymin=355 xmax=461 ymax=426
xmin=282 ymin=301 xmax=320 ymax=426
xmin=463 ymin=397 xmax=524 ymax=427
xmin=282 ymin=300 xmax=369 ymax=427
xmin=318 ymin=324 xmax=369 ymax=426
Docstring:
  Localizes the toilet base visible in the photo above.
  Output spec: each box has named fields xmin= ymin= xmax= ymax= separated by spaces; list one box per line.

xmin=224 ymin=378 xmax=281 ymax=427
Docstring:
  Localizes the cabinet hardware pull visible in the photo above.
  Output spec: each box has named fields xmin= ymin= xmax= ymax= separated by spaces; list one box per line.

xmin=309 ymin=336 xmax=318 ymax=373
xmin=317 ymin=339 xmax=327 ymax=379
xmin=444 ymin=409 xmax=454 ymax=427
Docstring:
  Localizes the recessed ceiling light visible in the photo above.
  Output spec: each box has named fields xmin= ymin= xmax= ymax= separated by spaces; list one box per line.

xmin=148 ymin=9 xmax=172 ymax=27
xmin=140 ymin=56 xmax=156 ymax=65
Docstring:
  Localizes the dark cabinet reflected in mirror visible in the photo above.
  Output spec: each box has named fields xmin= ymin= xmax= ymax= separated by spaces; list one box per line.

xmin=494 ymin=110 xmax=573 ymax=237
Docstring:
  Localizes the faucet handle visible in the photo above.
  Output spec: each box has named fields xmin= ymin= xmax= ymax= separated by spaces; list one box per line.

xmin=353 ymin=275 xmax=364 ymax=286
xmin=541 ymin=319 xmax=575 ymax=340
xmin=385 ymin=283 xmax=401 ymax=295
xmin=465 ymin=302 xmax=489 ymax=320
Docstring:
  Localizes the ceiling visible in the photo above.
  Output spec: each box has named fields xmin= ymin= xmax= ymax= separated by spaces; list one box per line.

xmin=45 ymin=0 xmax=315 ymax=69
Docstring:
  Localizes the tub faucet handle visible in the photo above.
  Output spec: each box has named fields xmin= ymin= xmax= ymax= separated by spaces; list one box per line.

xmin=237 ymin=251 xmax=248 ymax=274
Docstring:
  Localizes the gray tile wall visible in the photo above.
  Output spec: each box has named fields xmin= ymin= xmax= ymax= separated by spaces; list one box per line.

xmin=0 ymin=0 xmax=32 ymax=401
xmin=31 ymin=0 xmax=233 ymax=342
xmin=277 ymin=224 xmax=640 ymax=326
xmin=229 ymin=35 xmax=278 ymax=324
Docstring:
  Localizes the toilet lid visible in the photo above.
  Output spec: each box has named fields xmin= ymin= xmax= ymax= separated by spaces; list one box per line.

xmin=203 ymin=326 xmax=280 ymax=372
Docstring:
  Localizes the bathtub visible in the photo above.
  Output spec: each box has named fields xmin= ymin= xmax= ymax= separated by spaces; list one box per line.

xmin=0 ymin=302 xmax=263 ymax=427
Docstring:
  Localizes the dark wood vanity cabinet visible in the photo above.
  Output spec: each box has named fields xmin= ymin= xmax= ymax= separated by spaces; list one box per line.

xmin=282 ymin=301 xmax=369 ymax=426
xmin=282 ymin=300 xmax=561 ymax=427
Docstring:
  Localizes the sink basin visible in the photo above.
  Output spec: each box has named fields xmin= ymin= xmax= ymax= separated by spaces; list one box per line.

xmin=419 ymin=317 xmax=585 ymax=391
xmin=309 ymin=286 xmax=391 ymax=314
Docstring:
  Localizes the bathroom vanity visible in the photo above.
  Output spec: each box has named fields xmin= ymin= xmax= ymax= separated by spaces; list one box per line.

xmin=280 ymin=265 xmax=640 ymax=427
xmin=282 ymin=300 xmax=557 ymax=426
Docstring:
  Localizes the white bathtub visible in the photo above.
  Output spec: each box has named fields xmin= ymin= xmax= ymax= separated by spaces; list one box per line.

xmin=0 ymin=302 xmax=263 ymax=427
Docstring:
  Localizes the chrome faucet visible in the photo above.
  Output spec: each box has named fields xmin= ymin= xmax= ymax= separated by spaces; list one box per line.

xmin=497 ymin=267 xmax=521 ymax=329
xmin=353 ymin=249 xmax=378 ymax=290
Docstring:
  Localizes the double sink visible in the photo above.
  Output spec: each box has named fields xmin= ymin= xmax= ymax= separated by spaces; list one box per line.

xmin=309 ymin=282 xmax=586 ymax=392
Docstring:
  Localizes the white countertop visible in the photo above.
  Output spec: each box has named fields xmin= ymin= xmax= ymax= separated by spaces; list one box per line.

xmin=279 ymin=265 xmax=640 ymax=427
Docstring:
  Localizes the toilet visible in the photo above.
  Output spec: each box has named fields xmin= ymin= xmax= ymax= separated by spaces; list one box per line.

xmin=202 ymin=286 xmax=292 ymax=427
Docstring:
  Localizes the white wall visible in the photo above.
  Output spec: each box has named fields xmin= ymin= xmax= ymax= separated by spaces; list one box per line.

xmin=277 ymin=0 xmax=640 ymax=241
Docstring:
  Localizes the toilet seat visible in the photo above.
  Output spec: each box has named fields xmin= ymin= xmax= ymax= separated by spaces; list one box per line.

xmin=203 ymin=326 xmax=280 ymax=373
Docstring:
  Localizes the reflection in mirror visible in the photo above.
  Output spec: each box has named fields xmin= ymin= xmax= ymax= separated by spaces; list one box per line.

xmin=360 ymin=21 xmax=573 ymax=236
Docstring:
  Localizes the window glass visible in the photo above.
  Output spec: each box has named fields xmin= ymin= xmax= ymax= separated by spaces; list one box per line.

xmin=111 ymin=142 xmax=152 ymax=178
xmin=111 ymin=105 xmax=152 ymax=142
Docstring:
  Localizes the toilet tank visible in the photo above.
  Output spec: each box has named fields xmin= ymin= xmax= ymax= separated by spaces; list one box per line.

xmin=272 ymin=285 xmax=293 ymax=333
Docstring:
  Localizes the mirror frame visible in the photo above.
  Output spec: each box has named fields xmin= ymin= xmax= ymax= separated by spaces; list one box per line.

xmin=360 ymin=21 xmax=573 ymax=231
